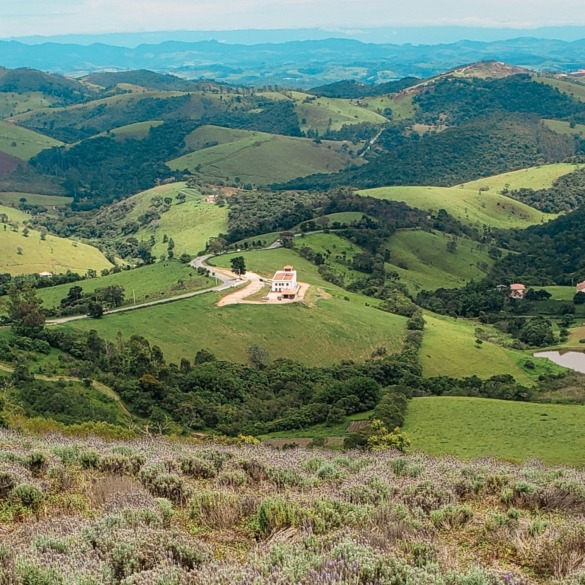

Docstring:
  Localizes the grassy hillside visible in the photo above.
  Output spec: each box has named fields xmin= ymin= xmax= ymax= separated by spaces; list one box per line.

xmin=543 ymin=118 xmax=585 ymax=138
xmin=67 ymin=247 xmax=407 ymax=365
xmin=0 ymin=91 xmax=56 ymax=118
xmin=537 ymin=76 xmax=585 ymax=102
xmin=89 ymin=120 xmax=165 ymax=141
xmin=168 ymin=125 xmax=361 ymax=185
xmin=0 ymin=225 xmax=113 ymax=275
xmin=67 ymin=291 xmax=407 ymax=366
xmin=0 ymin=120 xmax=62 ymax=160
xmin=420 ymin=313 xmax=559 ymax=384
xmin=290 ymin=92 xmax=388 ymax=133
xmin=385 ymin=229 xmax=494 ymax=293
xmin=359 ymin=93 xmax=417 ymax=120
xmin=405 ymin=395 xmax=585 ymax=465
xmin=117 ymin=182 xmax=228 ymax=257
xmin=0 ymin=192 xmax=71 ymax=208
xmin=360 ymin=185 xmax=553 ymax=229
xmin=460 ymin=162 xmax=583 ymax=192
xmin=37 ymin=261 xmax=212 ymax=309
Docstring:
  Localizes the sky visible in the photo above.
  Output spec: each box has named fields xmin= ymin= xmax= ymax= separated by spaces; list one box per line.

xmin=1 ymin=0 xmax=585 ymax=39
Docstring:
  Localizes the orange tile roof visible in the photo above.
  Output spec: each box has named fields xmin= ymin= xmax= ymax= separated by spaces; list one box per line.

xmin=273 ymin=272 xmax=295 ymax=281
xmin=510 ymin=283 xmax=525 ymax=290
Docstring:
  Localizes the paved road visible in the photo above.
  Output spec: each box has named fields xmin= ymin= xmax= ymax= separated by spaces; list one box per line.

xmin=47 ymin=255 xmax=241 ymax=325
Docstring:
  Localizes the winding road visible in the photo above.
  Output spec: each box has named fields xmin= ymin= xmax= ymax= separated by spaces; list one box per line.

xmin=47 ymin=255 xmax=242 ymax=325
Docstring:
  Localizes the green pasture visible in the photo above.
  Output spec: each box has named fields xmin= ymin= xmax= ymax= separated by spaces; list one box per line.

xmin=461 ymin=162 xmax=582 ymax=193
xmin=65 ymin=290 xmax=407 ymax=367
xmin=0 ymin=120 xmax=62 ymax=160
xmin=420 ymin=313 xmax=561 ymax=384
xmin=360 ymin=184 xmax=553 ymax=229
xmin=169 ymin=125 xmax=360 ymax=185
xmin=119 ymin=182 xmax=228 ymax=257
xmin=405 ymin=396 xmax=585 ymax=465
xmin=0 ymin=192 xmax=72 ymax=208
xmin=385 ymin=229 xmax=494 ymax=293
xmin=37 ymin=261 xmax=212 ymax=309
xmin=0 ymin=225 xmax=112 ymax=275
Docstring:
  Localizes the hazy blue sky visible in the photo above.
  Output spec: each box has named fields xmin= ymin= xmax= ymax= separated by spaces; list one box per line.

xmin=1 ymin=0 xmax=584 ymax=38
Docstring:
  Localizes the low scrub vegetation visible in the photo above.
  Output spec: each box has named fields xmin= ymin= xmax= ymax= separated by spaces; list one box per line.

xmin=1 ymin=430 xmax=585 ymax=583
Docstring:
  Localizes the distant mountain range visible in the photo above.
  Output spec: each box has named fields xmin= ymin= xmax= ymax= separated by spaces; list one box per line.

xmin=2 ymin=36 xmax=585 ymax=87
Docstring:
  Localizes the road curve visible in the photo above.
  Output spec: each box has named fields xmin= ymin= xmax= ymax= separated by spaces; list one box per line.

xmin=47 ymin=255 xmax=241 ymax=325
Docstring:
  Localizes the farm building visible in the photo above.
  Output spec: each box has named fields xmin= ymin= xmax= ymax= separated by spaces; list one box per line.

xmin=509 ymin=283 xmax=526 ymax=299
xmin=577 ymin=281 xmax=585 ymax=293
xmin=271 ymin=265 xmax=299 ymax=299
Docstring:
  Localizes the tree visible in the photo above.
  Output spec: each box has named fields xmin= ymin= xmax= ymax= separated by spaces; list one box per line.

xmin=230 ymin=256 xmax=246 ymax=275
xmin=87 ymin=301 xmax=104 ymax=319
xmin=7 ymin=284 xmax=45 ymax=336
xmin=366 ymin=419 xmax=410 ymax=452
xmin=247 ymin=344 xmax=270 ymax=369
xmin=574 ymin=292 xmax=585 ymax=305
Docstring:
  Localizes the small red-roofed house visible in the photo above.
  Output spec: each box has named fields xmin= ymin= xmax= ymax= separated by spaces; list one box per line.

xmin=509 ymin=283 xmax=526 ymax=299
xmin=576 ymin=281 xmax=585 ymax=293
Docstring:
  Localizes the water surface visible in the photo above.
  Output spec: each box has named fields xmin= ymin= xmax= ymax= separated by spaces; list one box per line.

xmin=534 ymin=350 xmax=585 ymax=374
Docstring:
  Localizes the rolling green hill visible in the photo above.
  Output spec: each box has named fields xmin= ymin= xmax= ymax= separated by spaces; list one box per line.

xmin=0 ymin=120 xmax=62 ymax=160
xmin=37 ymin=260 xmax=212 ymax=309
xmin=359 ymin=184 xmax=553 ymax=229
xmin=420 ymin=313 xmax=557 ymax=384
xmin=0 ymin=92 xmax=56 ymax=118
xmin=460 ymin=162 xmax=583 ymax=192
xmin=168 ymin=125 xmax=362 ymax=185
xmin=102 ymin=182 xmax=228 ymax=257
xmin=0 ymin=224 xmax=113 ymax=275
xmin=65 ymin=247 xmax=407 ymax=365
xmin=405 ymin=396 xmax=585 ymax=465
xmin=385 ymin=229 xmax=495 ymax=293
xmin=0 ymin=192 xmax=71 ymax=208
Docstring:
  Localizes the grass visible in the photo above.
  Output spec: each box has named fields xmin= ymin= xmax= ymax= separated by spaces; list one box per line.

xmin=543 ymin=119 xmax=585 ymax=138
xmin=168 ymin=125 xmax=362 ymax=186
xmin=359 ymin=93 xmax=417 ymax=120
xmin=289 ymin=92 xmax=388 ymax=133
xmin=360 ymin=184 xmax=554 ymax=229
xmin=65 ymin=247 xmax=408 ymax=366
xmin=536 ymin=76 xmax=585 ymax=102
xmin=0 ymin=224 xmax=112 ymax=275
xmin=0 ymin=192 xmax=72 ymax=208
xmin=385 ymin=229 xmax=494 ymax=293
xmin=65 ymin=290 xmax=407 ymax=366
xmin=0 ymin=120 xmax=62 ymax=160
xmin=420 ymin=313 xmax=563 ymax=384
xmin=460 ymin=162 xmax=583 ymax=192
xmin=541 ymin=286 xmax=577 ymax=301
xmin=0 ymin=91 xmax=55 ymax=118
xmin=116 ymin=182 xmax=228 ymax=257
xmin=405 ymin=395 xmax=585 ymax=465
xmin=37 ymin=261 xmax=212 ymax=309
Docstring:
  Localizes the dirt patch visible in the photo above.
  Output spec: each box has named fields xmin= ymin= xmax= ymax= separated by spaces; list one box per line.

xmin=0 ymin=152 xmax=21 ymax=173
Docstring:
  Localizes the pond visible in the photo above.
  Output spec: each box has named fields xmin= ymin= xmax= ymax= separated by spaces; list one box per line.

xmin=534 ymin=350 xmax=585 ymax=374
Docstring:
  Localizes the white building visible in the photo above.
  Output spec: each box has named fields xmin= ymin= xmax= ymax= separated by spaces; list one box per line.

xmin=271 ymin=265 xmax=299 ymax=299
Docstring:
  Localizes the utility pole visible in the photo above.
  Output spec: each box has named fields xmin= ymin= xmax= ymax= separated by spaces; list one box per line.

xmin=133 ymin=289 xmax=136 ymax=305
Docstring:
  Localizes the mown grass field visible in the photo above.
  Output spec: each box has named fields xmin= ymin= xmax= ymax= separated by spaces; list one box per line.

xmin=360 ymin=184 xmax=553 ymax=229
xmin=0 ymin=225 xmax=112 ymax=275
xmin=461 ymin=162 xmax=582 ymax=193
xmin=37 ymin=261 xmax=212 ymax=309
xmin=385 ymin=229 xmax=494 ymax=293
xmin=168 ymin=125 xmax=361 ymax=185
xmin=0 ymin=192 xmax=72 ymax=208
xmin=0 ymin=120 xmax=62 ymax=160
xmin=420 ymin=313 xmax=562 ymax=384
xmin=405 ymin=396 xmax=585 ymax=465
xmin=118 ymin=183 xmax=228 ymax=257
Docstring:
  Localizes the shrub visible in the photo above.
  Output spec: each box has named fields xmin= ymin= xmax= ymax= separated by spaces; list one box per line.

xmin=11 ymin=483 xmax=44 ymax=510
xmin=217 ymin=470 xmax=247 ymax=488
xmin=255 ymin=496 xmax=299 ymax=536
xmin=0 ymin=471 xmax=16 ymax=499
xmin=179 ymin=456 xmax=216 ymax=479
xmin=139 ymin=467 xmax=191 ymax=505
xmin=189 ymin=490 xmax=256 ymax=529
xmin=24 ymin=452 xmax=48 ymax=477
xmin=430 ymin=504 xmax=474 ymax=529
